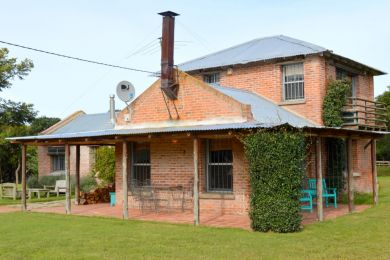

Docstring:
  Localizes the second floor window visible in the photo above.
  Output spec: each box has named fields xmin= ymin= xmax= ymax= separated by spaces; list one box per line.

xmin=282 ymin=63 xmax=304 ymax=101
xmin=203 ymin=73 xmax=220 ymax=84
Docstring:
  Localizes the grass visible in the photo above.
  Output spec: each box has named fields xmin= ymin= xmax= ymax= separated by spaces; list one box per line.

xmin=378 ymin=166 xmax=390 ymax=177
xmin=1 ymin=178 xmax=390 ymax=259
xmin=0 ymin=195 xmax=66 ymax=206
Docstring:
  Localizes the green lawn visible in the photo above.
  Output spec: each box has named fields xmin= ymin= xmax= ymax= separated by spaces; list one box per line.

xmin=1 ymin=178 xmax=390 ymax=259
xmin=378 ymin=166 xmax=390 ymax=176
xmin=0 ymin=195 xmax=66 ymax=206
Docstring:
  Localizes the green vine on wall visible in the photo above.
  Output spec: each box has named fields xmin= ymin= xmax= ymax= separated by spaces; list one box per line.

xmin=243 ymin=128 xmax=307 ymax=233
xmin=322 ymin=79 xmax=352 ymax=127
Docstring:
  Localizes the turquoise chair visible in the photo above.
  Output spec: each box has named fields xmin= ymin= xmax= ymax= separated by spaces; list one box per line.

xmin=300 ymin=190 xmax=313 ymax=212
xmin=307 ymin=179 xmax=337 ymax=208
xmin=109 ymin=192 xmax=116 ymax=207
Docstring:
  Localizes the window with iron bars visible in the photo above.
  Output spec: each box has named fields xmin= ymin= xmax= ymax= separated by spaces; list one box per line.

xmin=203 ymin=72 xmax=220 ymax=84
xmin=205 ymin=139 xmax=233 ymax=192
xmin=282 ymin=63 xmax=304 ymax=101
xmin=51 ymin=155 xmax=65 ymax=171
xmin=130 ymin=143 xmax=151 ymax=187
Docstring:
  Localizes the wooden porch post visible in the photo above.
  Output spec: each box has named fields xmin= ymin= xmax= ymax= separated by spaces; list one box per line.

xmin=65 ymin=144 xmax=71 ymax=214
xmin=347 ymin=137 xmax=355 ymax=212
xmin=21 ymin=144 xmax=27 ymax=211
xmin=316 ymin=136 xmax=324 ymax=221
xmin=371 ymin=138 xmax=378 ymax=206
xmin=122 ymin=142 xmax=129 ymax=220
xmin=75 ymin=145 xmax=80 ymax=205
xmin=193 ymin=137 xmax=200 ymax=226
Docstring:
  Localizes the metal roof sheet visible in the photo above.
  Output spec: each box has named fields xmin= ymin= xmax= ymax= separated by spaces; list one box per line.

xmin=7 ymin=122 xmax=265 ymax=141
xmin=52 ymin=112 xmax=114 ymax=134
xmin=179 ymin=35 xmax=327 ymax=71
xmin=212 ymin=85 xmax=315 ymax=128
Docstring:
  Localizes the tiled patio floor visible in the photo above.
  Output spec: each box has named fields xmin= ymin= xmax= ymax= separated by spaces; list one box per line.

xmin=0 ymin=202 xmax=369 ymax=230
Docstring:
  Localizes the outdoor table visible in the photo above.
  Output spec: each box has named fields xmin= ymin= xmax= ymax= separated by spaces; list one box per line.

xmin=28 ymin=188 xmax=50 ymax=199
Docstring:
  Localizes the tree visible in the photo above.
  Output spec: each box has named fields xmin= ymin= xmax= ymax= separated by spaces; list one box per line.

xmin=0 ymin=48 xmax=34 ymax=91
xmin=30 ymin=116 xmax=60 ymax=134
xmin=0 ymin=48 xmax=34 ymax=183
xmin=376 ymin=86 xmax=390 ymax=160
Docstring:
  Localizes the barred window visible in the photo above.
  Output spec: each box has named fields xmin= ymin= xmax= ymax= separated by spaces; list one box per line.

xmin=131 ymin=143 xmax=151 ymax=187
xmin=206 ymin=139 xmax=233 ymax=192
xmin=51 ymin=155 xmax=65 ymax=171
xmin=282 ymin=63 xmax=304 ymax=101
xmin=203 ymin=72 xmax=220 ymax=84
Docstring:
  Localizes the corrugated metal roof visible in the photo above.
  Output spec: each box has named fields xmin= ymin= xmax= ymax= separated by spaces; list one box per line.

xmin=212 ymin=85 xmax=315 ymax=128
xmin=52 ymin=112 xmax=114 ymax=134
xmin=7 ymin=122 xmax=265 ymax=141
xmin=179 ymin=35 xmax=327 ymax=71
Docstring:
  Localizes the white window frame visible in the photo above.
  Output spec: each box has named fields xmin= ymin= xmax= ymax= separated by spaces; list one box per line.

xmin=282 ymin=63 xmax=305 ymax=101
xmin=203 ymin=72 xmax=220 ymax=84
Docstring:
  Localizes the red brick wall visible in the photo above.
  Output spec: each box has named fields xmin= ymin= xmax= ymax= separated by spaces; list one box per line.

xmin=38 ymin=145 xmax=94 ymax=177
xmin=114 ymin=136 xmax=250 ymax=215
xmin=116 ymin=71 xmax=252 ymax=126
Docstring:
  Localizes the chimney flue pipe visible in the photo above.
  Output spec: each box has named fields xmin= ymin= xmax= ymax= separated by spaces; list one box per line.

xmin=159 ymin=11 xmax=179 ymax=100
xmin=109 ymin=94 xmax=116 ymax=124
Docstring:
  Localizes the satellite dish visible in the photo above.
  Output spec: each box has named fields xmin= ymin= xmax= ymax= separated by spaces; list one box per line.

xmin=116 ymin=80 xmax=135 ymax=102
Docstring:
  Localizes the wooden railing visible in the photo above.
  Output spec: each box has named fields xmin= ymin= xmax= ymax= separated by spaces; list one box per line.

xmin=377 ymin=161 xmax=390 ymax=167
xmin=342 ymin=97 xmax=388 ymax=131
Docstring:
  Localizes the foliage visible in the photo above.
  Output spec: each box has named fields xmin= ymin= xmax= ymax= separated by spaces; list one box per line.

xmin=27 ymin=174 xmax=65 ymax=188
xmin=30 ymin=116 xmax=60 ymax=134
xmin=1 ymin=176 xmax=390 ymax=259
xmin=0 ymin=48 xmax=34 ymax=91
xmin=376 ymin=86 xmax=390 ymax=160
xmin=322 ymin=79 xmax=352 ymax=127
xmin=93 ymin=146 xmax=115 ymax=184
xmin=243 ymin=128 xmax=307 ymax=232
xmin=80 ymin=175 xmax=98 ymax=193
xmin=341 ymin=192 xmax=373 ymax=205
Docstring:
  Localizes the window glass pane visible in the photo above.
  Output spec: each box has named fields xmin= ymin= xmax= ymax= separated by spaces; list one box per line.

xmin=207 ymin=139 xmax=233 ymax=191
xmin=131 ymin=143 xmax=151 ymax=187
xmin=203 ymin=73 xmax=220 ymax=84
xmin=283 ymin=63 xmax=304 ymax=100
xmin=51 ymin=155 xmax=65 ymax=171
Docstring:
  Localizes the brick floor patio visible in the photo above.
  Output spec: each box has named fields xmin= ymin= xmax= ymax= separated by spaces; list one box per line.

xmin=0 ymin=202 xmax=369 ymax=230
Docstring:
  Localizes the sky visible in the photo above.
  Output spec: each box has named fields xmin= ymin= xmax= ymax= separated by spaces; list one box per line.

xmin=1 ymin=0 xmax=389 ymax=119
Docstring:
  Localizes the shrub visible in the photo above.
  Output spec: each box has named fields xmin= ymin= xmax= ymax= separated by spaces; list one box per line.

xmin=27 ymin=175 xmax=41 ymax=188
xmin=93 ymin=146 xmax=115 ymax=184
xmin=341 ymin=192 xmax=373 ymax=205
xmin=39 ymin=175 xmax=64 ymax=187
xmin=80 ymin=175 xmax=98 ymax=193
xmin=243 ymin=128 xmax=306 ymax=233
xmin=323 ymin=79 xmax=352 ymax=127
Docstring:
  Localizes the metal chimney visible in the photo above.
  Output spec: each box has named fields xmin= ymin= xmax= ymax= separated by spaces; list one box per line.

xmin=109 ymin=94 xmax=116 ymax=124
xmin=159 ymin=11 xmax=179 ymax=100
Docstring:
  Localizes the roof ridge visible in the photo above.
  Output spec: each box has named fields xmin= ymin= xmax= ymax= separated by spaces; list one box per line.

xmin=178 ymin=35 xmax=283 ymax=67
xmin=276 ymin=35 xmax=327 ymax=53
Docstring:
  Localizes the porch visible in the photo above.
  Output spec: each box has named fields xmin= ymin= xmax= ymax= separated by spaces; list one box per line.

xmin=3 ymin=201 xmax=369 ymax=230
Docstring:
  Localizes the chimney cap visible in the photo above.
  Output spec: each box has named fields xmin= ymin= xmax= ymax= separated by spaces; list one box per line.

xmin=158 ymin=11 xmax=179 ymax=17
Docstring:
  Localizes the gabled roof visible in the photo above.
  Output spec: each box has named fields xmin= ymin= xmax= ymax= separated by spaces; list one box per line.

xmin=178 ymin=35 xmax=385 ymax=75
xmin=212 ymin=84 xmax=316 ymax=128
xmin=51 ymin=112 xmax=114 ymax=134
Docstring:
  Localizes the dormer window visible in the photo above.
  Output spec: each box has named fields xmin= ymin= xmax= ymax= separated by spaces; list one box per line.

xmin=282 ymin=63 xmax=304 ymax=101
xmin=203 ymin=72 xmax=220 ymax=84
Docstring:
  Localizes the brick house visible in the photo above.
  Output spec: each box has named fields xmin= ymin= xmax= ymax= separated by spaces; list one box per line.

xmin=9 ymin=12 xmax=386 ymax=225
xmin=36 ymin=111 xmax=115 ymax=177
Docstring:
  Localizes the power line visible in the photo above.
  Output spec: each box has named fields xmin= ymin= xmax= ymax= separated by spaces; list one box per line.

xmin=0 ymin=40 xmax=159 ymax=76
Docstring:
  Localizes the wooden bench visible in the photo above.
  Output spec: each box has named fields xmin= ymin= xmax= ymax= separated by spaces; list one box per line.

xmin=0 ymin=183 xmax=21 ymax=200
xmin=45 ymin=180 xmax=68 ymax=197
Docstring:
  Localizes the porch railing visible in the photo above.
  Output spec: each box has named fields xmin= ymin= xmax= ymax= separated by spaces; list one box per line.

xmin=342 ymin=97 xmax=388 ymax=131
